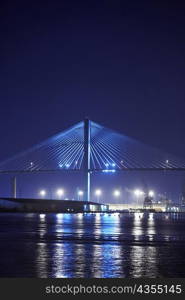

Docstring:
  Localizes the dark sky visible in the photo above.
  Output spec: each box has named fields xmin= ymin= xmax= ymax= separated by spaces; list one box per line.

xmin=0 ymin=0 xmax=185 ymax=201
xmin=0 ymin=0 xmax=185 ymax=158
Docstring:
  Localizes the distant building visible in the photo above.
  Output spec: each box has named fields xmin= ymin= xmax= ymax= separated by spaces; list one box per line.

xmin=158 ymin=195 xmax=171 ymax=206
xmin=108 ymin=202 xmax=166 ymax=212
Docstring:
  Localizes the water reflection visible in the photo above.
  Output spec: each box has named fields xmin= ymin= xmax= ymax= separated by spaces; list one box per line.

xmin=147 ymin=213 xmax=155 ymax=241
xmin=130 ymin=213 xmax=158 ymax=277
xmin=38 ymin=213 xmax=47 ymax=238
xmin=36 ymin=214 xmax=48 ymax=277
xmin=52 ymin=243 xmax=71 ymax=278
xmin=95 ymin=244 xmax=124 ymax=278
xmin=94 ymin=213 xmax=102 ymax=240
xmin=90 ymin=214 xmax=123 ymax=277
xmin=56 ymin=213 xmax=63 ymax=223
xmin=52 ymin=213 xmax=87 ymax=277
xmin=36 ymin=243 xmax=48 ymax=278
xmin=74 ymin=243 xmax=86 ymax=277
xmin=75 ymin=213 xmax=85 ymax=239
xmin=132 ymin=212 xmax=143 ymax=240
xmin=4 ymin=212 xmax=185 ymax=278
xmin=130 ymin=246 xmax=158 ymax=277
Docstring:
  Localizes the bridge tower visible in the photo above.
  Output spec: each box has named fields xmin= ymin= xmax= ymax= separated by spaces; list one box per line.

xmin=84 ymin=118 xmax=91 ymax=202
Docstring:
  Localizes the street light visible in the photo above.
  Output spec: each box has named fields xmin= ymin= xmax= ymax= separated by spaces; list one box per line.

xmin=39 ymin=190 xmax=46 ymax=198
xmin=95 ymin=189 xmax=102 ymax=203
xmin=113 ymin=190 xmax=121 ymax=197
xmin=56 ymin=189 xmax=64 ymax=198
xmin=149 ymin=190 xmax=154 ymax=197
xmin=134 ymin=189 xmax=144 ymax=197
xmin=78 ymin=190 xmax=84 ymax=201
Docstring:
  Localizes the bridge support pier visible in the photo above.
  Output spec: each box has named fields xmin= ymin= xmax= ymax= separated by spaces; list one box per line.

xmin=84 ymin=118 xmax=91 ymax=202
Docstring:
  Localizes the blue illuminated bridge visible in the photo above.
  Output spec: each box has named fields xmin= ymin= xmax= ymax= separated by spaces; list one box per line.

xmin=0 ymin=118 xmax=185 ymax=202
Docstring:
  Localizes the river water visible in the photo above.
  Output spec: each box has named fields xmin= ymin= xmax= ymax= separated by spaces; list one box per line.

xmin=0 ymin=212 xmax=185 ymax=278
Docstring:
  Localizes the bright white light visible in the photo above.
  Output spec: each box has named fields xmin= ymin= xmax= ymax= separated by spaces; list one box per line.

xmin=113 ymin=190 xmax=121 ymax=197
xmin=149 ymin=190 xmax=154 ymax=197
xmin=39 ymin=214 xmax=45 ymax=219
xmin=95 ymin=189 xmax=102 ymax=196
xmin=56 ymin=189 xmax=64 ymax=197
xmin=166 ymin=160 xmax=169 ymax=164
xmin=105 ymin=163 xmax=109 ymax=167
xmin=65 ymin=164 xmax=70 ymax=168
xmin=134 ymin=189 xmax=144 ymax=197
xmin=56 ymin=213 xmax=63 ymax=218
xmin=134 ymin=189 xmax=140 ymax=197
xmin=102 ymin=169 xmax=116 ymax=173
xmin=39 ymin=190 xmax=46 ymax=197
xmin=78 ymin=190 xmax=84 ymax=196
xmin=112 ymin=163 xmax=116 ymax=167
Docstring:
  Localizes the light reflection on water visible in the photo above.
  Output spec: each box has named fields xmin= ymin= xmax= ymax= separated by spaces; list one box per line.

xmin=130 ymin=246 xmax=158 ymax=278
xmin=36 ymin=243 xmax=48 ymax=278
xmin=132 ymin=212 xmax=144 ymax=240
xmin=0 ymin=212 xmax=185 ymax=277
xmin=147 ymin=213 xmax=155 ymax=241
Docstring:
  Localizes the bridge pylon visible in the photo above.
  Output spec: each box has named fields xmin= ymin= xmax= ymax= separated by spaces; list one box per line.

xmin=84 ymin=118 xmax=91 ymax=202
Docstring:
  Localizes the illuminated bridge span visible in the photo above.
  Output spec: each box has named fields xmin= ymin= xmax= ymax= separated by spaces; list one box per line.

xmin=0 ymin=119 xmax=185 ymax=202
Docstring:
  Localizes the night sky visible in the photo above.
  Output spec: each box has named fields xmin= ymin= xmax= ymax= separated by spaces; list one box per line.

xmin=0 ymin=0 xmax=185 ymax=202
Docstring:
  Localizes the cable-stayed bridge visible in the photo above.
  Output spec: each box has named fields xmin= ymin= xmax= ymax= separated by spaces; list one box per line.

xmin=0 ymin=119 xmax=185 ymax=202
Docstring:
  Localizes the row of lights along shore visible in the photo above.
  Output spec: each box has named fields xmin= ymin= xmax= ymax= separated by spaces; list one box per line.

xmin=39 ymin=188 xmax=154 ymax=202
